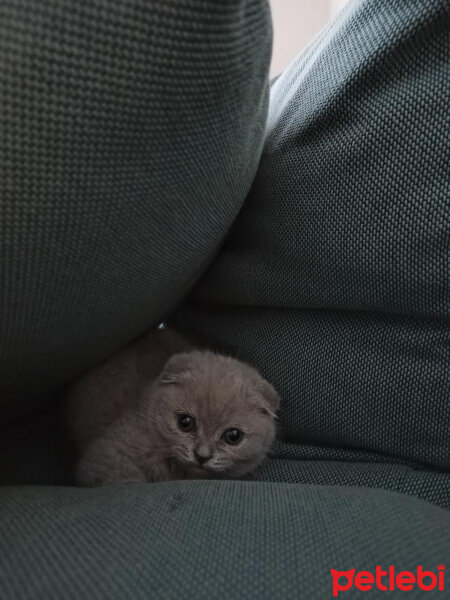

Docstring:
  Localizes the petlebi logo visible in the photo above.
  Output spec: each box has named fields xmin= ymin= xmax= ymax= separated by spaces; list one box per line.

xmin=330 ymin=564 xmax=445 ymax=597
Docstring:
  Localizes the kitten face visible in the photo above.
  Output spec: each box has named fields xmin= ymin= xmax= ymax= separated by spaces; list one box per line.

xmin=145 ymin=351 xmax=279 ymax=479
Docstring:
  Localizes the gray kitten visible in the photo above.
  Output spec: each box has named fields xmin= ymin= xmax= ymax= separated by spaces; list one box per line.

xmin=66 ymin=326 xmax=279 ymax=486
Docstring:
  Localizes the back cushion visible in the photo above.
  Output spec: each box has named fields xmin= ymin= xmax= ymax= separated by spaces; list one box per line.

xmin=0 ymin=0 xmax=271 ymax=422
xmin=182 ymin=0 xmax=450 ymax=470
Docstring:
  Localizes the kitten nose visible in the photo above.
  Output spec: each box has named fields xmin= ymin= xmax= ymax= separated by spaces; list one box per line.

xmin=194 ymin=445 xmax=213 ymax=465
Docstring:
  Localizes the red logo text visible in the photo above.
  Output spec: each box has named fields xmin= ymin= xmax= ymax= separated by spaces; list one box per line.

xmin=330 ymin=564 xmax=445 ymax=597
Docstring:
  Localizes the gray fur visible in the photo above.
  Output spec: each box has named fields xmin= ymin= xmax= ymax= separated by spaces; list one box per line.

xmin=66 ymin=328 xmax=279 ymax=486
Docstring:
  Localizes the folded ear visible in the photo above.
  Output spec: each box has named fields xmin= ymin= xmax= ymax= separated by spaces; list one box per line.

xmin=258 ymin=378 xmax=280 ymax=417
xmin=160 ymin=353 xmax=193 ymax=384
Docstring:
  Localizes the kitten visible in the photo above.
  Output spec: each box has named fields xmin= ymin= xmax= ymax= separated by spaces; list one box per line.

xmin=65 ymin=326 xmax=279 ymax=486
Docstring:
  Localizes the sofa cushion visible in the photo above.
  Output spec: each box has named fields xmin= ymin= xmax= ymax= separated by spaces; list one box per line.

xmin=0 ymin=0 xmax=271 ymax=423
xmin=252 ymin=441 xmax=450 ymax=511
xmin=182 ymin=0 xmax=450 ymax=471
xmin=1 ymin=410 xmax=449 ymax=515
xmin=1 ymin=481 xmax=449 ymax=599
xmin=1 ymin=408 xmax=449 ymax=511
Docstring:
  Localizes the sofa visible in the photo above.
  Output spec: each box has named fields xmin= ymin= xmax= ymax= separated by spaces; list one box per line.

xmin=1 ymin=0 xmax=449 ymax=597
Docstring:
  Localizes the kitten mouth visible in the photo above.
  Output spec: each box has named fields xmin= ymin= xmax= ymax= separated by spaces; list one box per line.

xmin=193 ymin=462 xmax=216 ymax=474
xmin=176 ymin=457 xmax=214 ymax=472
xmin=194 ymin=463 xmax=212 ymax=471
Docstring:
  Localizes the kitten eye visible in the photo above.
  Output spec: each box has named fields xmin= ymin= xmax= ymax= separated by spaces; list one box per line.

xmin=177 ymin=413 xmax=195 ymax=433
xmin=223 ymin=428 xmax=243 ymax=445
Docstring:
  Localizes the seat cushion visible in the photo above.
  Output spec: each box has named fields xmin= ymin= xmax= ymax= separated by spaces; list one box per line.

xmin=1 ymin=481 xmax=449 ymax=599
xmin=181 ymin=0 xmax=450 ymax=472
xmin=0 ymin=0 xmax=271 ymax=423
xmin=252 ymin=441 xmax=450 ymax=511
xmin=1 ymin=411 xmax=449 ymax=514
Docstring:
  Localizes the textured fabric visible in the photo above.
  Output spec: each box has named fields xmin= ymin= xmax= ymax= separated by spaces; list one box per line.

xmin=0 ymin=410 xmax=67 ymax=486
xmin=0 ymin=0 xmax=271 ymax=423
xmin=1 ymin=481 xmax=449 ymax=599
xmin=182 ymin=0 xmax=450 ymax=472
xmin=1 ymin=408 xmax=449 ymax=512
xmin=1 ymin=3 xmax=449 ymax=597
xmin=1 ymin=413 xmax=449 ymax=513
xmin=252 ymin=458 xmax=450 ymax=512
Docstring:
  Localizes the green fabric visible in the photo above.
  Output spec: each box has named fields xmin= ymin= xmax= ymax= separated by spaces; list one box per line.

xmin=1 ymin=409 xmax=449 ymax=511
xmin=1 ymin=481 xmax=449 ymax=599
xmin=182 ymin=0 xmax=450 ymax=473
xmin=253 ymin=451 xmax=450 ymax=512
xmin=0 ymin=0 xmax=271 ymax=423
xmin=1 ymin=408 xmax=448 ymax=512
xmin=1 ymin=1 xmax=449 ymax=598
